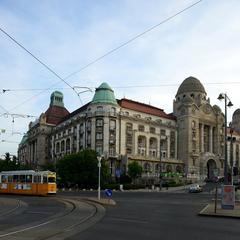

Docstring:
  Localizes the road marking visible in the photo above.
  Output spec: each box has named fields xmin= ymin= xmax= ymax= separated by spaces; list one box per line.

xmin=108 ymin=216 xmax=148 ymax=224
xmin=0 ymin=218 xmax=56 ymax=238
xmin=199 ymin=204 xmax=209 ymax=214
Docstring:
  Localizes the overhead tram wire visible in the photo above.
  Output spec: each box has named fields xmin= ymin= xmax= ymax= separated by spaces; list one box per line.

xmin=0 ymin=27 xmax=82 ymax=105
xmin=0 ymin=0 xmax=202 ymax=114
xmin=2 ymin=81 xmax=240 ymax=93
xmin=63 ymin=0 xmax=203 ymax=80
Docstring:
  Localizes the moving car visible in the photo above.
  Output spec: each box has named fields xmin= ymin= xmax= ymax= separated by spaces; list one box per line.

xmin=189 ymin=184 xmax=203 ymax=193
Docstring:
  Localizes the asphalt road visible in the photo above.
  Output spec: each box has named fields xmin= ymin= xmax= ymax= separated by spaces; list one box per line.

xmin=0 ymin=195 xmax=104 ymax=239
xmin=0 ymin=189 xmax=240 ymax=240
xmin=59 ymin=191 xmax=240 ymax=240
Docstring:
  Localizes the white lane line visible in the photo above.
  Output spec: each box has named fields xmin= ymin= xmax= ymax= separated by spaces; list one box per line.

xmin=0 ymin=218 xmax=56 ymax=238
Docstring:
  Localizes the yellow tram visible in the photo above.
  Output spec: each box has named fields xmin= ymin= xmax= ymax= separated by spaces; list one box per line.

xmin=0 ymin=170 xmax=57 ymax=196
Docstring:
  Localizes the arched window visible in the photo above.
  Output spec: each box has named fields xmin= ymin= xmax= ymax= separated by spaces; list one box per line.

xmin=176 ymin=165 xmax=182 ymax=173
xmin=192 ymin=120 xmax=196 ymax=128
xmin=61 ymin=140 xmax=65 ymax=152
xmin=56 ymin=142 xmax=60 ymax=153
xmin=66 ymin=138 xmax=70 ymax=151
xmin=144 ymin=162 xmax=151 ymax=172
xmin=138 ymin=136 xmax=146 ymax=156
xmin=166 ymin=165 xmax=172 ymax=173
xmin=149 ymin=137 xmax=157 ymax=157
xmin=96 ymin=106 xmax=103 ymax=115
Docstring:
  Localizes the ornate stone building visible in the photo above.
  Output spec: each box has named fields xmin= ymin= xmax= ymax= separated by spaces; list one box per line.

xmin=173 ymin=77 xmax=225 ymax=181
xmin=18 ymin=91 xmax=69 ymax=168
xmin=18 ymin=77 xmax=240 ymax=181
xmin=49 ymin=83 xmax=179 ymax=183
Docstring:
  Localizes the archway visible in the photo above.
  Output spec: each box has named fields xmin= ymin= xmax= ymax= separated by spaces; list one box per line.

xmin=207 ymin=159 xmax=217 ymax=179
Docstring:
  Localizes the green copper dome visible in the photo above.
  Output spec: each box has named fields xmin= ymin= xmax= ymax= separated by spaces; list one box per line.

xmin=50 ymin=91 xmax=64 ymax=107
xmin=91 ymin=82 xmax=118 ymax=105
xmin=19 ymin=134 xmax=28 ymax=146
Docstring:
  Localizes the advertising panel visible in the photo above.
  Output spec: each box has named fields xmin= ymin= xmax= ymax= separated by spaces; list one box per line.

xmin=221 ymin=185 xmax=235 ymax=209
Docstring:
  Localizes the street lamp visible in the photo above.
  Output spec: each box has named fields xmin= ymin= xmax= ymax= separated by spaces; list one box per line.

xmin=218 ymin=93 xmax=233 ymax=185
xmin=97 ymin=156 xmax=102 ymax=200
xmin=159 ymin=139 xmax=163 ymax=191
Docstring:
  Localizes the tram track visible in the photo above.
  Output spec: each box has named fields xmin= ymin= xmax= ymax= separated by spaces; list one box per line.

xmin=0 ymin=198 xmax=27 ymax=219
xmin=0 ymin=197 xmax=105 ymax=239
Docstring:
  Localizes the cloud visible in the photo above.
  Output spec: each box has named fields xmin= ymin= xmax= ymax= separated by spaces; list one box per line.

xmin=1 ymin=0 xmax=240 ymax=156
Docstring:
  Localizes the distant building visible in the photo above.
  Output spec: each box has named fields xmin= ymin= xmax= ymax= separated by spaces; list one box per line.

xmin=18 ymin=77 xmax=240 ymax=181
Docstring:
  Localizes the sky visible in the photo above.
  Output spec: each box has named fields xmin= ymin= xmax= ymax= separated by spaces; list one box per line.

xmin=0 ymin=0 xmax=240 ymax=157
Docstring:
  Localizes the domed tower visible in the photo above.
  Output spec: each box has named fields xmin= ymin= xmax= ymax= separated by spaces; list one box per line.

xmin=45 ymin=91 xmax=69 ymax=125
xmin=174 ymin=76 xmax=207 ymax=115
xmin=173 ymin=77 xmax=224 ymax=181
xmin=87 ymin=82 xmax=119 ymax=157
xmin=91 ymin=82 xmax=118 ymax=106
xmin=232 ymin=109 xmax=240 ymax=132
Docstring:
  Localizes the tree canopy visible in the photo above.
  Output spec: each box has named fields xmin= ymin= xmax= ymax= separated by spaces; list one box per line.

xmin=56 ymin=149 xmax=110 ymax=188
xmin=128 ymin=161 xmax=143 ymax=181
xmin=0 ymin=153 xmax=19 ymax=171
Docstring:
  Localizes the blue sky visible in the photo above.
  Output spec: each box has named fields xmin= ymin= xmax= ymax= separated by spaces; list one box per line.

xmin=1 ymin=0 xmax=240 ymax=157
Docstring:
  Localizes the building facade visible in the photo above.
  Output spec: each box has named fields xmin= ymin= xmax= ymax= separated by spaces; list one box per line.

xmin=18 ymin=91 xmax=69 ymax=168
xmin=18 ymin=77 xmax=240 ymax=182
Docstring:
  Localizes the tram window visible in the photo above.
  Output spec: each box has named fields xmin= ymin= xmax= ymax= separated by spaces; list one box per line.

xmin=48 ymin=177 xmax=56 ymax=183
xmin=26 ymin=175 xmax=32 ymax=183
xmin=20 ymin=175 xmax=26 ymax=183
xmin=8 ymin=176 xmax=13 ymax=183
xmin=43 ymin=176 xmax=48 ymax=183
xmin=13 ymin=175 xmax=19 ymax=182
xmin=34 ymin=175 xmax=41 ymax=183
xmin=1 ymin=175 xmax=7 ymax=183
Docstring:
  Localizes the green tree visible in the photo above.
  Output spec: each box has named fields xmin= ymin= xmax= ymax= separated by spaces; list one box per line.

xmin=128 ymin=161 xmax=142 ymax=182
xmin=57 ymin=149 xmax=110 ymax=188
xmin=0 ymin=152 xmax=19 ymax=171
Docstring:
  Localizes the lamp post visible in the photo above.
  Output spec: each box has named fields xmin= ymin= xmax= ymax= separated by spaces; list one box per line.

xmin=97 ymin=156 xmax=102 ymax=200
xmin=218 ymin=93 xmax=233 ymax=185
xmin=159 ymin=139 xmax=162 ymax=190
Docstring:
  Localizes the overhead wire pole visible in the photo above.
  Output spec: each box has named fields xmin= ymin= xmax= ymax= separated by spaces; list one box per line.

xmin=0 ymin=0 xmax=203 ymax=115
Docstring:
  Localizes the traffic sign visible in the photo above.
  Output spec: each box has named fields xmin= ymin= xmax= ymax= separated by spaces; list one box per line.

xmin=105 ymin=189 xmax=113 ymax=197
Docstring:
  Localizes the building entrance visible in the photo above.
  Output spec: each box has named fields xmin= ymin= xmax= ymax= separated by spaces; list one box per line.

xmin=207 ymin=159 xmax=217 ymax=180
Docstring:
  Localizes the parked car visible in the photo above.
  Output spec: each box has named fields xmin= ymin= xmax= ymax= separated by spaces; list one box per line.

xmin=189 ymin=184 xmax=203 ymax=193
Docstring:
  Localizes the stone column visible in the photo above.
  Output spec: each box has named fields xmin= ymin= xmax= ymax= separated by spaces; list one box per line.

xmin=167 ymin=136 xmax=170 ymax=159
xmin=209 ymin=126 xmax=213 ymax=153
xmin=133 ymin=131 xmax=138 ymax=155
xmin=145 ymin=136 xmax=149 ymax=157
xmin=29 ymin=143 xmax=32 ymax=164
xmin=200 ymin=124 xmax=204 ymax=152
xmin=175 ymin=131 xmax=178 ymax=159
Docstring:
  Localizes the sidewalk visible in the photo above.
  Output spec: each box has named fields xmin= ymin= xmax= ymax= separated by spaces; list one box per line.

xmin=199 ymin=200 xmax=240 ymax=218
xmin=123 ymin=184 xmax=190 ymax=193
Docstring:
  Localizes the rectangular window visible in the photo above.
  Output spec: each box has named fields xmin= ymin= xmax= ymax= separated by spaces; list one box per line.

xmin=110 ymin=120 xmax=116 ymax=130
xmin=96 ymin=119 xmax=103 ymax=127
xmin=96 ymin=146 xmax=103 ymax=155
xmin=161 ymin=129 xmax=166 ymax=136
xmin=96 ymin=132 xmax=103 ymax=140
xmin=150 ymin=127 xmax=156 ymax=134
xmin=80 ymin=123 xmax=84 ymax=133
